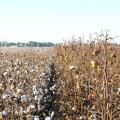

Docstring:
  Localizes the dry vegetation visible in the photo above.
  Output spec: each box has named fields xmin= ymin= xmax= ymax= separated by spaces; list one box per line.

xmin=55 ymin=33 xmax=120 ymax=120
xmin=0 ymin=33 xmax=120 ymax=120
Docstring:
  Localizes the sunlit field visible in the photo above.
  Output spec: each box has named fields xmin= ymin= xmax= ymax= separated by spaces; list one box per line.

xmin=0 ymin=34 xmax=120 ymax=120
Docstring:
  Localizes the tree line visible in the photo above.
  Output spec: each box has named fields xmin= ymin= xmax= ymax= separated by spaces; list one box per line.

xmin=0 ymin=41 xmax=54 ymax=47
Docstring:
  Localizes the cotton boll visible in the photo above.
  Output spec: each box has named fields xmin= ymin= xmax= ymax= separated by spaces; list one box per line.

xmin=30 ymin=104 xmax=35 ymax=109
xmin=33 ymin=85 xmax=40 ymax=95
xmin=21 ymin=95 xmax=28 ymax=102
xmin=16 ymin=88 xmax=24 ymax=93
xmin=2 ymin=92 xmax=9 ymax=99
xmin=27 ymin=104 xmax=35 ymax=112
xmin=45 ymin=88 xmax=48 ymax=94
xmin=72 ymin=106 xmax=76 ymax=111
xmin=8 ymin=78 xmax=14 ymax=83
xmin=50 ymin=111 xmax=54 ymax=118
xmin=117 ymin=88 xmax=120 ymax=92
xmin=16 ymin=70 xmax=20 ymax=75
xmin=117 ymin=88 xmax=120 ymax=95
xmin=34 ymin=95 xmax=38 ymax=100
xmin=50 ymin=87 xmax=53 ymax=91
xmin=69 ymin=65 xmax=75 ymax=70
xmin=38 ymin=95 xmax=43 ymax=101
xmin=34 ymin=116 xmax=40 ymax=120
xmin=3 ymin=72 xmax=8 ymax=77
xmin=30 ymin=69 xmax=35 ymax=73
xmin=2 ymin=94 xmax=8 ymax=99
xmin=52 ymin=91 xmax=55 ymax=94
xmin=33 ymin=90 xmax=39 ymax=95
xmin=34 ymin=95 xmax=43 ymax=101
xmin=39 ymin=72 xmax=46 ymax=78
xmin=2 ymin=111 xmax=8 ymax=117
xmin=51 ymin=85 xmax=56 ymax=90
xmin=23 ymin=110 xmax=27 ymax=115
xmin=19 ymin=107 xmax=24 ymax=114
xmin=45 ymin=116 xmax=51 ymax=120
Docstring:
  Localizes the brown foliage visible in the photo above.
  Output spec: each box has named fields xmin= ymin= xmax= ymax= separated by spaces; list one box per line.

xmin=54 ymin=33 xmax=120 ymax=120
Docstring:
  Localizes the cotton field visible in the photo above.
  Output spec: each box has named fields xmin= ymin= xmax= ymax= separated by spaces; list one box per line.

xmin=0 ymin=34 xmax=120 ymax=120
xmin=0 ymin=47 xmax=60 ymax=120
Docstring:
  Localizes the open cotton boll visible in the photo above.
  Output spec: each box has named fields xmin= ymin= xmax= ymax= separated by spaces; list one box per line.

xmin=30 ymin=104 xmax=35 ymax=109
xmin=21 ymin=95 xmax=28 ymax=102
xmin=2 ymin=111 xmax=8 ymax=116
xmin=27 ymin=104 xmax=35 ymax=112
xmin=3 ymin=72 xmax=8 ymax=77
xmin=2 ymin=92 xmax=10 ymax=99
xmin=117 ymin=88 xmax=120 ymax=92
xmin=17 ymin=88 xmax=24 ymax=93
xmin=45 ymin=116 xmax=51 ymax=120
xmin=27 ymin=104 xmax=35 ymax=111
xmin=69 ymin=65 xmax=75 ymax=70
xmin=50 ymin=111 xmax=54 ymax=118
xmin=117 ymin=88 xmax=120 ymax=95
xmin=45 ymin=88 xmax=48 ymax=93
xmin=34 ymin=116 xmax=40 ymax=120
xmin=33 ymin=90 xmax=39 ymax=95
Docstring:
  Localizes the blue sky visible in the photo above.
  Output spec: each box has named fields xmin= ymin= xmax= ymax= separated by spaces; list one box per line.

xmin=0 ymin=0 xmax=120 ymax=43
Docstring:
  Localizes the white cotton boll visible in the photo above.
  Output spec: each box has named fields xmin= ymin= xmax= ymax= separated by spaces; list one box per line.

xmin=21 ymin=95 xmax=27 ymax=102
xmin=6 ymin=69 xmax=9 ymax=72
xmin=15 ymin=62 xmax=18 ymax=66
xmin=118 ymin=88 xmax=120 ymax=92
xmin=8 ymin=67 xmax=12 ymax=71
xmin=90 ymin=114 xmax=97 ymax=120
xmin=33 ymin=90 xmax=39 ymax=95
xmin=2 ymin=111 xmax=8 ymax=116
xmin=30 ymin=104 xmax=35 ymax=109
xmin=34 ymin=116 xmax=40 ymax=120
xmin=5 ymin=60 xmax=8 ymax=62
xmin=16 ymin=70 xmax=20 ymax=75
xmin=52 ymin=91 xmax=55 ymax=94
xmin=72 ymin=106 xmax=76 ymax=111
xmin=31 ymin=69 xmax=35 ymax=72
xmin=52 ymin=85 xmax=56 ymax=90
xmin=79 ymin=116 xmax=86 ymax=120
xmin=17 ymin=83 xmax=24 ymax=93
xmin=14 ymin=93 xmax=20 ymax=99
xmin=34 ymin=95 xmax=43 ymax=101
xmin=33 ymin=85 xmax=40 ymax=95
xmin=15 ymin=59 xmax=19 ymax=62
xmin=69 ymin=65 xmax=75 ymax=70
xmin=39 ymin=88 xmax=43 ymax=93
xmin=23 ymin=110 xmax=27 ymax=114
xmin=50 ymin=85 xmax=56 ymax=91
xmin=8 ymin=78 xmax=13 ymax=83
xmin=27 ymin=106 xmax=31 ymax=113
xmin=34 ymin=95 xmax=38 ymax=100
xmin=20 ymin=107 xmax=24 ymax=114
xmin=39 ymin=73 xmax=46 ymax=77
xmin=45 ymin=116 xmax=51 ymax=120
xmin=17 ymin=88 xmax=23 ymax=93
xmin=50 ymin=87 xmax=53 ymax=91
xmin=3 ymin=72 xmax=8 ymax=77
xmin=33 ymin=85 xmax=36 ymax=90
xmin=15 ymin=66 xmax=18 ymax=70
xmin=45 ymin=88 xmax=48 ymax=93
xmin=79 ymin=116 xmax=83 ymax=120
xmin=2 ymin=93 xmax=9 ymax=99
xmin=38 ymin=95 xmax=43 ymax=101
xmin=117 ymin=88 xmax=120 ymax=95
xmin=50 ymin=111 xmax=54 ymax=118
